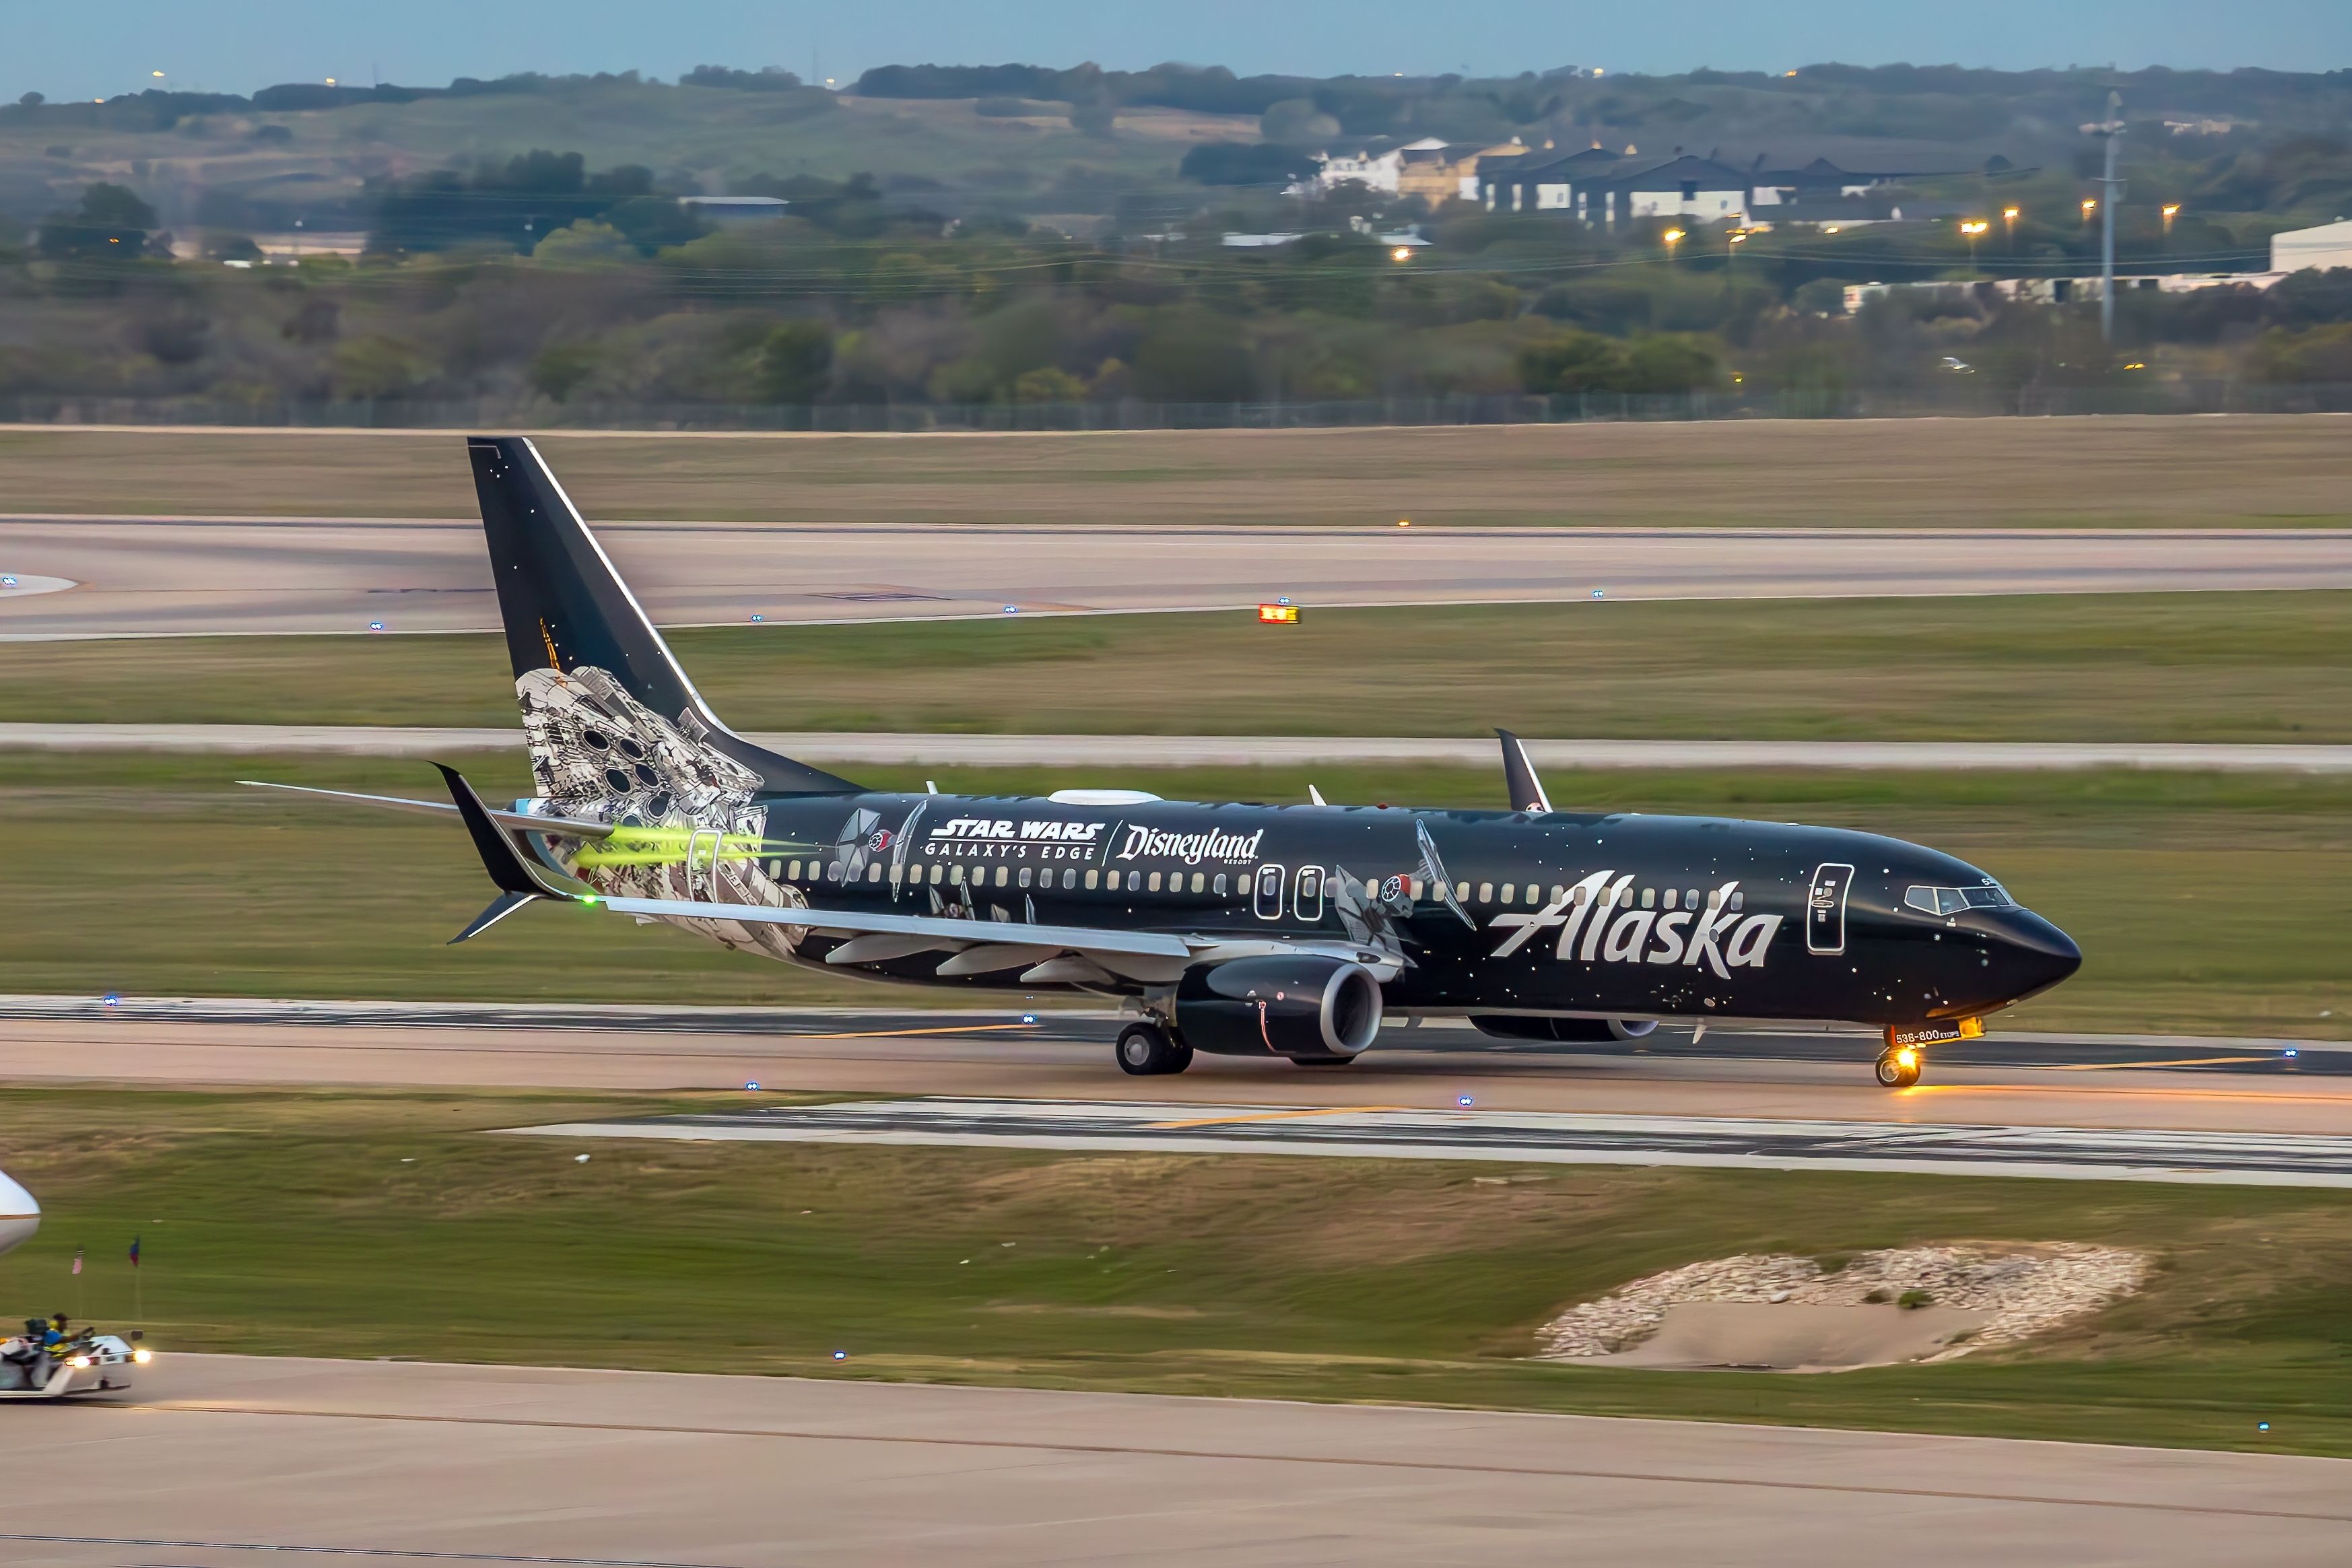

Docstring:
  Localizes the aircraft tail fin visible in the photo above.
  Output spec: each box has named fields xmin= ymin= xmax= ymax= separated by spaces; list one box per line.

xmin=465 ymin=436 xmax=860 ymax=800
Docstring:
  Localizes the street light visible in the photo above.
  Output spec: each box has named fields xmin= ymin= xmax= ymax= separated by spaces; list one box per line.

xmin=1662 ymin=227 xmax=1684 ymax=262
xmin=2162 ymin=202 xmax=2182 ymax=235
xmin=1960 ymin=219 xmax=1990 ymax=263
xmin=2081 ymin=197 xmax=2098 ymax=222
xmin=1390 ymin=245 xmax=1412 ymax=263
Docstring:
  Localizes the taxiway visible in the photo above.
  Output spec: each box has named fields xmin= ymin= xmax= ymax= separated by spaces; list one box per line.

xmin=5 ymin=518 xmax=2350 ymax=638
xmin=7 ymin=1354 xmax=2345 ymax=1567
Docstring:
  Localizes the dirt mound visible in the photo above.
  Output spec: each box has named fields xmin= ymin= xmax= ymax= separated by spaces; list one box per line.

xmin=1539 ymin=1243 xmax=2149 ymax=1369
xmin=1593 ymin=1302 xmax=1991 ymax=1372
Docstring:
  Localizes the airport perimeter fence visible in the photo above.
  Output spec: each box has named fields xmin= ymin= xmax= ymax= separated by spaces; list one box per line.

xmin=8 ymin=380 xmax=2352 ymax=432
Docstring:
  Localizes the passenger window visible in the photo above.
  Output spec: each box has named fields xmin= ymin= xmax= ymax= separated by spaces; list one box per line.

xmin=1499 ymin=884 xmax=1516 ymax=905
xmin=1190 ymin=872 xmax=1205 ymax=893
xmin=931 ymin=863 xmax=945 ymax=885
xmin=1085 ymin=868 xmax=1100 ymax=889
xmin=1574 ymin=885 xmax=1590 ymax=904
xmin=787 ymin=860 xmax=802 ymax=880
xmin=1641 ymin=887 xmax=1656 ymax=909
xmin=1409 ymin=877 xmax=1425 ymax=900
xmin=1213 ymin=873 xmax=1228 ymax=895
xmin=1549 ymin=885 xmax=1564 ymax=905
xmin=1524 ymin=884 xmax=1539 ymax=905
xmin=827 ymin=862 xmax=842 ymax=882
xmin=1730 ymin=891 xmax=1744 ymax=911
xmin=869 ymin=862 xmax=883 ymax=883
xmin=1149 ymin=872 xmax=1163 ymax=892
xmin=1477 ymin=883 xmax=1493 ymax=903
xmin=1018 ymin=866 xmax=1033 ymax=889
xmin=1686 ymin=889 xmax=1699 ymax=910
xmin=1456 ymin=881 xmax=1471 ymax=902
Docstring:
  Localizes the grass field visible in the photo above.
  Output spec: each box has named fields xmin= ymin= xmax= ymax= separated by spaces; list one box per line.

xmin=5 ymin=592 xmax=2347 ymax=742
xmin=2 ymin=1086 xmax=2347 ymax=1456
xmin=0 ymin=752 xmax=2343 ymax=1036
xmin=4 ymin=417 xmax=2348 ymax=528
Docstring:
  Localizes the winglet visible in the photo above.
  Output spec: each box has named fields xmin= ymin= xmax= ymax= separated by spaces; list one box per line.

xmin=1497 ymin=729 xmax=1552 ymax=814
xmin=434 ymin=763 xmax=582 ymax=941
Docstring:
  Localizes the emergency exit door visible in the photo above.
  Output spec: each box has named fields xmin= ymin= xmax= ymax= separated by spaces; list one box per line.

xmin=1254 ymin=864 xmax=1288 ymax=920
xmin=1807 ymin=863 xmax=1854 ymax=955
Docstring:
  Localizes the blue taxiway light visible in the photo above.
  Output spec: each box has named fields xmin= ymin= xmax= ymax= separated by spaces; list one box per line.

xmin=750 ymin=613 xmax=764 ymax=623
xmin=745 ymin=1081 xmax=761 ymax=1091
xmin=1003 ymin=605 xmax=1019 ymax=615
xmin=368 ymin=621 xmax=385 ymax=632
xmin=1457 ymin=1095 xmax=1475 ymax=1108
xmin=832 ymin=1350 xmax=848 ymax=1361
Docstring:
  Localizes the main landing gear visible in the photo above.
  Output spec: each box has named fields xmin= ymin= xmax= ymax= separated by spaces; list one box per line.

xmin=1116 ymin=1021 xmax=1194 ymax=1077
xmin=1874 ymin=1045 xmax=1922 ymax=1089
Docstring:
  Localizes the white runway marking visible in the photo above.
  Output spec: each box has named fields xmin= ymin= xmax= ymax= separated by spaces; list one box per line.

xmin=509 ymin=1097 xmax=2352 ymax=1188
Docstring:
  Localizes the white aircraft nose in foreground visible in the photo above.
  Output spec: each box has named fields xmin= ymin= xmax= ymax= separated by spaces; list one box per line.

xmin=0 ymin=1170 xmax=38 ymax=1256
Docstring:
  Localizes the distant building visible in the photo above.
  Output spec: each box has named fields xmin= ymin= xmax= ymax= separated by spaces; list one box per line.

xmin=1219 ymin=232 xmax=1305 ymax=248
xmin=1396 ymin=139 xmax=1521 ymax=205
xmin=678 ymin=196 xmax=789 ymax=224
xmin=2273 ymin=220 xmax=2352 ymax=274
xmin=1844 ymin=272 xmax=2285 ymax=314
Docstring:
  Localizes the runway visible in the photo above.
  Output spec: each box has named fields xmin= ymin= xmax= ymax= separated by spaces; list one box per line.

xmin=11 ymin=1355 xmax=2347 ymax=1567
xmin=12 ymin=722 xmax=2352 ymax=771
xmin=1 ymin=998 xmax=2342 ymax=1136
xmin=5 ymin=516 xmax=2350 ymax=638
xmin=518 ymin=1096 xmax=2352 ymax=1188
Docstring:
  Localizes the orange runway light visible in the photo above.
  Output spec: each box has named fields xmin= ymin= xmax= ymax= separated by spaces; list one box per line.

xmin=1257 ymin=603 xmax=1300 ymax=624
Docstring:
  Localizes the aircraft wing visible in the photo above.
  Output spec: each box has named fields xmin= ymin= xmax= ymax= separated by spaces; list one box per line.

xmin=426 ymin=763 xmax=1400 ymax=976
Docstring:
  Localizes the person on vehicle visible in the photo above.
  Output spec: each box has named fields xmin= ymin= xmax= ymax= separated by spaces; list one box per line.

xmin=40 ymin=1315 xmax=64 ymax=1349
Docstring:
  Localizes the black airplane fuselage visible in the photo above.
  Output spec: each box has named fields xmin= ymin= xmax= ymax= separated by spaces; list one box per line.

xmin=726 ymin=789 xmax=2079 ymax=1028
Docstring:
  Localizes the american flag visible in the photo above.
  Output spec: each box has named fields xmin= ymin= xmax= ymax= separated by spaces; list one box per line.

xmin=70 ymin=1249 xmax=81 ymax=1276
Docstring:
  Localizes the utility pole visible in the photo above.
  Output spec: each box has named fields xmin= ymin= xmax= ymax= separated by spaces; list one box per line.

xmin=2095 ymin=90 xmax=2126 ymax=343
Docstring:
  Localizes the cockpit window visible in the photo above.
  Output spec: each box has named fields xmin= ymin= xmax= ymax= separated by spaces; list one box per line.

xmin=1904 ymin=883 xmax=2015 ymax=916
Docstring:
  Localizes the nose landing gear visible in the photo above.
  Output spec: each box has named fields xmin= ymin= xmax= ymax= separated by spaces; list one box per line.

xmin=1877 ymin=1019 xmax=1982 ymax=1089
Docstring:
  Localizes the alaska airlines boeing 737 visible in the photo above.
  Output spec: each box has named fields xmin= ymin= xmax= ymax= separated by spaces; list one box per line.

xmin=252 ymin=437 xmax=2080 ymax=1087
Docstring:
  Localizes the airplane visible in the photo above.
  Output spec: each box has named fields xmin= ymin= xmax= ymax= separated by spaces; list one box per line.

xmin=0 ymin=1169 xmax=35 ymax=1258
xmin=250 ymin=436 xmax=2081 ymax=1089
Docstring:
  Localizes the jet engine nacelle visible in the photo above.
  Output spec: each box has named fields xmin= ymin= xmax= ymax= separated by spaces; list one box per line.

xmin=1176 ymin=955 xmax=1383 ymax=1060
xmin=0 ymin=1168 xmax=38 ymax=1258
xmin=1469 ymin=1015 xmax=1658 ymax=1044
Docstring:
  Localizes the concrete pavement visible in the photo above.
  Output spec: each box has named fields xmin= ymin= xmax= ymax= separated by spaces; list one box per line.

xmin=9 ymin=1354 xmax=2343 ymax=1567
xmin=5 ymin=518 xmax=2350 ymax=638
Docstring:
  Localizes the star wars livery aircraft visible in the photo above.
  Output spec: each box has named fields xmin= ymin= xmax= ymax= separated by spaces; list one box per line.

xmin=253 ymin=438 xmax=2081 ymax=1087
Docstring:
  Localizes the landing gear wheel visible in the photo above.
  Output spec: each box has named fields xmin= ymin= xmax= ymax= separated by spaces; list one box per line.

xmin=1875 ymin=1048 xmax=1922 ymax=1089
xmin=1117 ymin=1023 xmax=1189 ymax=1076
xmin=1286 ymin=1054 xmax=1359 ymax=1068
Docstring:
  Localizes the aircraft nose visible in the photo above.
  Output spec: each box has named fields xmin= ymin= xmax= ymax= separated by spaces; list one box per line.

xmin=1988 ymin=908 xmax=2081 ymax=999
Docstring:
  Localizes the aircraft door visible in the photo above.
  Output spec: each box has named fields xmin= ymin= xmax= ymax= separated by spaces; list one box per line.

xmin=1807 ymin=862 xmax=1854 ymax=955
xmin=1293 ymin=866 xmax=1325 ymax=923
xmin=1254 ymin=864 xmax=1288 ymax=920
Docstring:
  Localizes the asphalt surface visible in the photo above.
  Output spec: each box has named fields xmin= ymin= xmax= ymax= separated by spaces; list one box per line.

xmin=5 ymin=1356 xmax=2340 ymax=1567
xmin=5 ymin=518 xmax=2351 ymax=638
xmin=13 ymin=722 xmax=2352 ymax=771
xmin=0 ymin=998 xmax=2341 ymax=1135
xmin=524 ymin=1097 xmax=2352 ymax=1188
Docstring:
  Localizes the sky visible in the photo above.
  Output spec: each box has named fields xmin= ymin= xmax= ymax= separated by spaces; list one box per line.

xmin=9 ymin=0 xmax=2351 ymax=104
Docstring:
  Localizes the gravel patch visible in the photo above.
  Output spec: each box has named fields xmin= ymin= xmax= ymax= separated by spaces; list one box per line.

xmin=1537 ymin=1243 xmax=2151 ymax=1363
